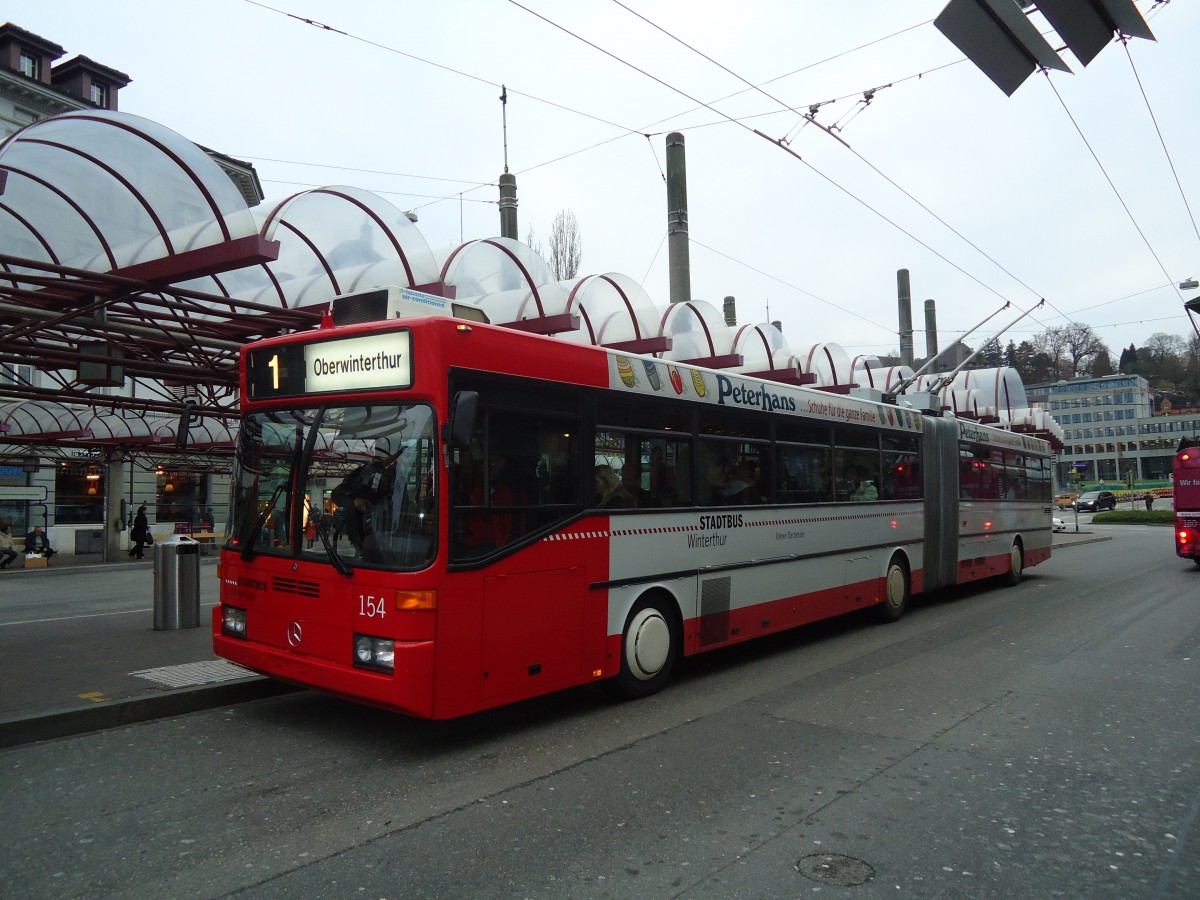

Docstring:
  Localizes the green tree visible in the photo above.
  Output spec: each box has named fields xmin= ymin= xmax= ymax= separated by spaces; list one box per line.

xmin=977 ymin=337 xmax=1003 ymax=367
xmin=1118 ymin=344 xmax=1138 ymax=373
xmin=1089 ymin=348 xmax=1114 ymax=377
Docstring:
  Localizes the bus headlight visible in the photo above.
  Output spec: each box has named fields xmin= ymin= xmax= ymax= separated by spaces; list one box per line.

xmin=222 ymin=606 xmax=247 ymax=639
xmin=353 ymin=634 xmax=395 ymax=673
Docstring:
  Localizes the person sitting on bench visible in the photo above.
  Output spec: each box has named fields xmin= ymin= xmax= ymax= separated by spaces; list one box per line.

xmin=0 ymin=522 xmax=17 ymax=569
xmin=24 ymin=525 xmax=56 ymax=559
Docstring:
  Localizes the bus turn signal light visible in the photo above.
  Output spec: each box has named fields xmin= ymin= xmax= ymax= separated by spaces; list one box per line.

xmin=396 ymin=590 xmax=437 ymax=611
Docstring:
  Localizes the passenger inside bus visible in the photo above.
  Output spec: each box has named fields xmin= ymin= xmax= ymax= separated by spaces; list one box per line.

xmin=595 ymin=464 xmax=638 ymax=509
xmin=330 ymin=444 xmax=407 ymax=561
xmin=708 ymin=459 xmax=760 ymax=505
xmin=850 ymin=469 xmax=879 ymax=501
xmin=455 ymin=448 xmax=522 ymax=554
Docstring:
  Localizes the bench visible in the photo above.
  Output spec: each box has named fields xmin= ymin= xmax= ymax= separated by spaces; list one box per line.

xmin=192 ymin=531 xmax=223 ymax=556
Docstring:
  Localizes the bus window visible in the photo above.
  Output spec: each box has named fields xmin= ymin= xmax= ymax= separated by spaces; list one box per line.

xmin=882 ymin=435 xmax=921 ymax=501
xmin=698 ymin=439 xmax=767 ymax=505
xmin=835 ymin=431 xmax=881 ymax=502
xmin=451 ymin=408 xmax=580 ymax=562
xmin=776 ymin=443 xmax=832 ymax=503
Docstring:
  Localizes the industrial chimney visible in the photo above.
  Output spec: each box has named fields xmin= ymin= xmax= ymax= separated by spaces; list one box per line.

xmin=666 ymin=132 xmax=692 ymax=304
xmin=924 ymin=299 xmax=939 ymax=360
xmin=897 ymin=269 xmax=914 ymax=368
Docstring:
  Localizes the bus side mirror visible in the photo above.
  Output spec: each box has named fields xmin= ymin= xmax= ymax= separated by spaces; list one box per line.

xmin=447 ymin=390 xmax=479 ymax=451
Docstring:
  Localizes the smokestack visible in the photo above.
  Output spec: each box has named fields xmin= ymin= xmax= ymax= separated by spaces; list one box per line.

xmin=771 ymin=320 xmax=782 ymax=333
xmin=924 ymin=299 xmax=939 ymax=360
xmin=498 ymin=172 xmax=518 ymax=240
xmin=897 ymin=269 xmax=914 ymax=368
xmin=666 ymin=132 xmax=692 ymax=304
xmin=723 ymin=296 xmax=736 ymax=326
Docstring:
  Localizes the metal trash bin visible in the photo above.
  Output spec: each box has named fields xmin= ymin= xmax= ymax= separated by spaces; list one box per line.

xmin=153 ymin=534 xmax=201 ymax=630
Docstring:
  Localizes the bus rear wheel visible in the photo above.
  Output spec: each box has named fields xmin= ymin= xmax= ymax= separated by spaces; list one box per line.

xmin=614 ymin=597 xmax=678 ymax=699
xmin=1003 ymin=539 xmax=1024 ymax=586
xmin=877 ymin=554 xmax=910 ymax=623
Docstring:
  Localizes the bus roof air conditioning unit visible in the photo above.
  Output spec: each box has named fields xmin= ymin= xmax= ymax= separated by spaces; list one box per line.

xmin=899 ymin=391 xmax=939 ymax=415
xmin=331 ymin=286 xmax=489 ymax=327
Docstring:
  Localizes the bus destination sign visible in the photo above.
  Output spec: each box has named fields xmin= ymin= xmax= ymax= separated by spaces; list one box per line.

xmin=247 ymin=331 xmax=413 ymax=400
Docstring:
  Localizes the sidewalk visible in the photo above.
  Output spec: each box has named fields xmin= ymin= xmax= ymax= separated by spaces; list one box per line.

xmin=0 ymin=529 xmax=1112 ymax=749
xmin=0 ymin=554 xmax=293 ymax=749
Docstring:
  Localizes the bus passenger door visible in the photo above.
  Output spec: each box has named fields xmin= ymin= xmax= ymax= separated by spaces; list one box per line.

xmin=479 ymin=566 xmax=591 ymax=703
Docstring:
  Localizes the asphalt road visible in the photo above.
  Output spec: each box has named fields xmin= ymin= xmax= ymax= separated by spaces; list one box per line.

xmin=1 ymin=525 xmax=1197 ymax=898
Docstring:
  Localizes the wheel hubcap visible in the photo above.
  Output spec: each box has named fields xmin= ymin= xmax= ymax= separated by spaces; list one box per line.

xmin=886 ymin=565 xmax=906 ymax=609
xmin=627 ymin=609 xmax=670 ymax=680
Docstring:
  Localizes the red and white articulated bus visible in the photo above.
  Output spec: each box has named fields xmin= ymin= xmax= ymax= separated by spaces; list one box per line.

xmin=213 ymin=312 xmax=1053 ymax=719
xmin=1174 ymin=438 xmax=1200 ymax=565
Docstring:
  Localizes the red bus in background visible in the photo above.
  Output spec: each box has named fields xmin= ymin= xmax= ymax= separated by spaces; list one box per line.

xmin=212 ymin=311 xmax=1053 ymax=720
xmin=1174 ymin=438 xmax=1200 ymax=565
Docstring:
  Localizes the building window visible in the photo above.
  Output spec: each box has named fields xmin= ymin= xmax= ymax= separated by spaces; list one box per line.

xmin=55 ymin=461 xmax=105 ymax=524
xmin=18 ymin=51 xmax=39 ymax=80
xmin=0 ymin=363 xmax=33 ymax=386
xmin=89 ymin=82 xmax=108 ymax=106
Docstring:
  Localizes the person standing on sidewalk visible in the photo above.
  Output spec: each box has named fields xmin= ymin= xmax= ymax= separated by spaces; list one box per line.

xmin=129 ymin=505 xmax=151 ymax=559
xmin=0 ymin=522 xmax=17 ymax=569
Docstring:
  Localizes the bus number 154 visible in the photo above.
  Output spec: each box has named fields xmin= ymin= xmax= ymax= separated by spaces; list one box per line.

xmin=359 ymin=595 xmax=386 ymax=619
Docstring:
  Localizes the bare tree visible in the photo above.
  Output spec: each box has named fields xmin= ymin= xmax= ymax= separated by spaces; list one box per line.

xmin=1142 ymin=332 xmax=1187 ymax=384
xmin=547 ymin=209 xmax=582 ymax=281
xmin=1061 ymin=322 xmax=1109 ymax=377
xmin=1032 ymin=323 xmax=1109 ymax=378
xmin=1142 ymin=332 xmax=1185 ymax=363
xmin=524 ymin=225 xmax=543 ymax=260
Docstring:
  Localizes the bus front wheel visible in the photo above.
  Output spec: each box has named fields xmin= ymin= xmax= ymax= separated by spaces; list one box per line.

xmin=614 ymin=597 xmax=678 ymax=699
xmin=877 ymin=554 xmax=910 ymax=623
xmin=1003 ymin=540 xmax=1024 ymax=587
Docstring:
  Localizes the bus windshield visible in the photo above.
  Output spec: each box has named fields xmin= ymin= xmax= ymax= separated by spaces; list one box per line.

xmin=228 ymin=403 xmax=438 ymax=570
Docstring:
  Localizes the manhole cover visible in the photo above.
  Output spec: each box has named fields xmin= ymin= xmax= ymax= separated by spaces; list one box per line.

xmin=795 ymin=853 xmax=875 ymax=886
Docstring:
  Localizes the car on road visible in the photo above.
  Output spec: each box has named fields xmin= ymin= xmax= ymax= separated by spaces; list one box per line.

xmin=1074 ymin=490 xmax=1117 ymax=512
xmin=1053 ymin=517 xmax=1066 ymax=532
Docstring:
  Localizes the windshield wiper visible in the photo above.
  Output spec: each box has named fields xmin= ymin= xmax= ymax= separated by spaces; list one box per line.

xmin=317 ymin=516 xmax=353 ymax=576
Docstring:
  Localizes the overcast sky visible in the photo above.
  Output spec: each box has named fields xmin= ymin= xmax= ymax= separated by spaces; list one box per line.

xmin=11 ymin=0 xmax=1200 ymax=361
